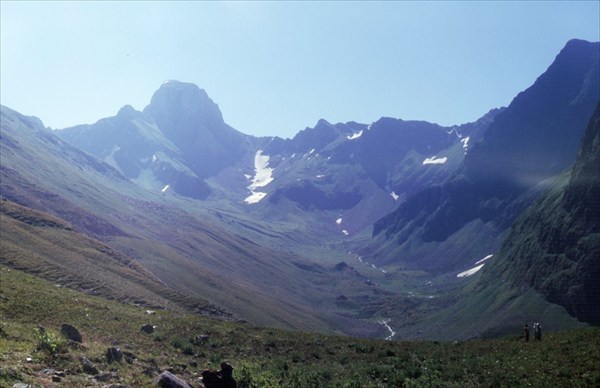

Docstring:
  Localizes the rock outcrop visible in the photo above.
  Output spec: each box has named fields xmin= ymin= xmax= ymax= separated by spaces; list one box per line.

xmin=156 ymin=370 xmax=192 ymax=388
xmin=61 ymin=323 xmax=82 ymax=343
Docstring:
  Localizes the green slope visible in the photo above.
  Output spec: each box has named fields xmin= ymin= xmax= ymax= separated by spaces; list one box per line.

xmin=2 ymin=266 xmax=599 ymax=387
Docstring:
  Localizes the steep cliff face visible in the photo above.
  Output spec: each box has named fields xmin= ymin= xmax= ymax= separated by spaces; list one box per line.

xmin=484 ymin=103 xmax=600 ymax=325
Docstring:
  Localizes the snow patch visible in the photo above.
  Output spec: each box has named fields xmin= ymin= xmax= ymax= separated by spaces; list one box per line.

xmin=316 ymin=174 xmax=325 ymax=178
xmin=336 ymin=217 xmax=343 ymax=225
xmin=342 ymin=230 xmax=349 ymax=236
xmin=456 ymin=264 xmax=485 ymax=278
xmin=457 ymin=254 xmax=494 ymax=278
xmin=161 ymin=184 xmax=170 ymax=193
xmin=309 ymin=148 xmax=315 ymax=154
xmin=347 ymin=130 xmax=363 ymax=140
xmin=423 ymin=156 xmax=448 ymax=165
xmin=244 ymin=150 xmax=274 ymax=204
xmin=390 ymin=191 xmax=399 ymax=201
xmin=475 ymin=254 xmax=494 ymax=265
xmin=461 ymin=136 xmax=470 ymax=153
xmin=244 ymin=192 xmax=267 ymax=204
xmin=152 ymin=154 xmax=158 ymax=163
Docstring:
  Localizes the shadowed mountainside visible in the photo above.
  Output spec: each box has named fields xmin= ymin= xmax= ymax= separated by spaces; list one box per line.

xmin=368 ymin=39 xmax=600 ymax=275
xmin=480 ymin=102 xmax=600 ymax=325
xmin=407 ymin=103 xmax=599 ymax=339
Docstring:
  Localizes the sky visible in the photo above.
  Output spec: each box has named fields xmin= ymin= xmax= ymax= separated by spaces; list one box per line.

xmin=1 ymin=1 xmax=599 ymax=139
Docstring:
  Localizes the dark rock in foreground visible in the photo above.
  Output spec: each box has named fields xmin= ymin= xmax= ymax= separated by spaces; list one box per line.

xmin=61 ymin=323 xmax=82 ymax=343
xmin=156 ymin=370 xmax=192 ymax=388
xmin=141 ymin=324 xmax=155 ymax=334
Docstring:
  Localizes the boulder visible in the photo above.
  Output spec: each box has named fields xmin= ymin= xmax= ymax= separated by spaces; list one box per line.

xmin=95 ymin=371 xmax=119 ymax=382
xmin=123 ymin=351 xmax=136 ymax=364
xmin=80 ymin=356 xmax=99 ymax=375
xmin=141 ymin=324 xmax=155 ymax=334
xmin=61 ymin=323 xmax=82 ymax=343
xmin=106 ymin=347 xmax=123 ymax=363
xmin=156 ymin=370 xmax=192 ymax=388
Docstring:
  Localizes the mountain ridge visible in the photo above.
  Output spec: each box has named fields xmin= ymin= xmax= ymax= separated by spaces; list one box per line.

xmin=2 ymin=39 xmax=598 ymax=341
xmin=367 ymin=39 xmax=599 ymax=275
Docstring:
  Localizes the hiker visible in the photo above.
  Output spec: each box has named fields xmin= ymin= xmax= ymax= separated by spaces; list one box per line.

xmin=201 ymin=362 xmax=237 ymax=388
xmin=533 ymin=322 xmax=542 ymax=341
xmin=523 ymin=323 xmax=530 ymax=342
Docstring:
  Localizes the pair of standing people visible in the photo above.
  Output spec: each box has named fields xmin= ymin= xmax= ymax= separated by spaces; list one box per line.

xmin=523 ymin=322 xmax=542 ymax=342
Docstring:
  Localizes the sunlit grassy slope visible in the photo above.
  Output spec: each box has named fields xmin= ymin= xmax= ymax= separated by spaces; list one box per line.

xmin=1 ymin=266 xmax=599 ymax=387
xmin=0 ymin=199 xmax=225 ymax=316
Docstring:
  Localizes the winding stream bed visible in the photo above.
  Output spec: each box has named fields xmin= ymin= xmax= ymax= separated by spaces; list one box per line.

xmin=379 ymin=319 xmax=396 ymax=340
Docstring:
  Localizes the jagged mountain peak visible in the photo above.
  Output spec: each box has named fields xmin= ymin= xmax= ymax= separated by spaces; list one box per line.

xmin=314 ymin=118 xmax=333 ymax=129
xmin=116 ymin=104 xmax=144 ymax=120
xmin=143 ymin=80 xmax=225 ymax=131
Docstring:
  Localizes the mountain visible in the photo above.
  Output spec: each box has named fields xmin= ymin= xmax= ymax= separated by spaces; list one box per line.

xmin=0 ymin=106 xmax=358 ymax=333
xmin=368 ymin=39 xmax=600 ymax=274
xmin=2 ymin=39 xmax=598 ymax=342
xmin=412 ymin=103 xmax=599 ymax=340
xmin=6 ymin=89 xmax=500 ymax=339
xmin=483 ymin=102 xmax=600 ymax=325
xmin=58 ymin=80 xmax=499 ymax=239
xmin=1 ymin=105 xmax=423 ymax=338
xmin=58 ymin=81 xmax=259 ymax=200
xmin=143 ymin=80 xmax=256 ymax=179
xmin=269 ymin=112 xmax=496 ymax=197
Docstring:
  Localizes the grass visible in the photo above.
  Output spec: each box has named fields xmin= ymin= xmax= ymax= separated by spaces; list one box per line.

xmin=1 ymin=265 xmax=599 ymax=387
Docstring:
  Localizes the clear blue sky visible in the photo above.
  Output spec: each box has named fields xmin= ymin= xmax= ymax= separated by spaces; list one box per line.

xmin=1 ymin=1 xmax=598 ymax=138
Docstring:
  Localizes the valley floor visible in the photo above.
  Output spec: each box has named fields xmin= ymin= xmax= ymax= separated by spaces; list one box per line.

xmin=1 ymin=266 xmax=599 ymax=387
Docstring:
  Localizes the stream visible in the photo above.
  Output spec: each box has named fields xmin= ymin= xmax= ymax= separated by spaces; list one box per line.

xmin=379 ymin=319 xmax=396 ymax=341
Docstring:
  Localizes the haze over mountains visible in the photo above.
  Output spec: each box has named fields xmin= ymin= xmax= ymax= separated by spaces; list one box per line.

xmin=1 ymin=39 xmax=598 ymax=340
